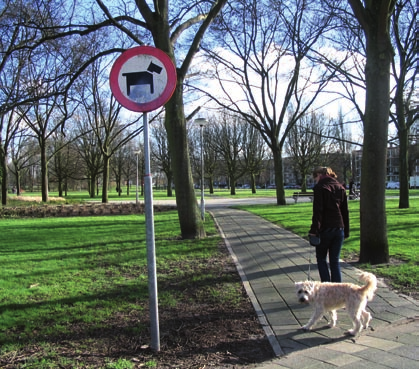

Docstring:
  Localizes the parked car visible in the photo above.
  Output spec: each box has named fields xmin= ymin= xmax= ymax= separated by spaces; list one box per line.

xmin=386 ymin=181 xmax=400 ymax=189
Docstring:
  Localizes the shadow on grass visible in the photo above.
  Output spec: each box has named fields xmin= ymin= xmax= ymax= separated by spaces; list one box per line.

xmin=0 ymin=264 xmax=276 ymax=367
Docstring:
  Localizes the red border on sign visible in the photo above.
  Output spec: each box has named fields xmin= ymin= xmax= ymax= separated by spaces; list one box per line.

xmin=109 ymin=46 xmax=177 ymax=112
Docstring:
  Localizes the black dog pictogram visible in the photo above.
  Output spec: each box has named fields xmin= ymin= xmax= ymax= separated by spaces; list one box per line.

xmin=122 ymin=61 xmax=163 ymax=96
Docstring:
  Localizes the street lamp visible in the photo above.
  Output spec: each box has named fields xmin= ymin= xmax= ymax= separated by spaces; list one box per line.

xmin=195 ymin=117 xmax=208 ymax=221
xmin=134 ymin=150 xmax=140 ymax=205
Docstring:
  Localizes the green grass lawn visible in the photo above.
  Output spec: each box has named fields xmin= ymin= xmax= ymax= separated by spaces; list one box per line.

xmin=239 ymin=198 xmax=419 ymax=295
xmin=1 ymin=189 xmax=418 ymax=366
xmin=0 ymin=211 xmax=234 ymax=367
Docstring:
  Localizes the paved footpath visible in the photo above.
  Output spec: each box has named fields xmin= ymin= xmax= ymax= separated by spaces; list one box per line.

xmin=207 ymin=202 xmax=419 ymax=369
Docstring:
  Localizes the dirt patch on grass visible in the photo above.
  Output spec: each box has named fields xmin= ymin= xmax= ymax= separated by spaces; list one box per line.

xmin=0 ymin=242 xmax=275 ymax=368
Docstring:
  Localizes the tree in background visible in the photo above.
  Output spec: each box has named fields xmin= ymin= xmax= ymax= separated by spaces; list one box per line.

xmin=188 ymin=117 xmax=221 ymax=195
xmin=241 ymin=122 xmax=267 ymax=193
xmin=210 ymin=113 xmax=247 ymax=195
xmin=285 ymin=110 xmax=332 ymax=191
xmin=73 ymin=121 xmax=104 ymax=198
xmin=18 ymin=82 xmax=74 ymax=203
xmin=49 ymin=132 xmax=81 ymax=197
xmin=2 ymin=0 xmax=97 ymax=202
xmin=1 ymin=0 xmax=227 ymax=239
xmin=8 ymin=127 xmax=37 ymax=196
xmin=199 ymin=0 xmax=343 ymax=205
xmin=151 ymin=118 xmax=173 ymax=197
xmin=389 ymin=0 xmax=418 ymax=209
xmin=330 ymin=108 xmax=358 ymax=184
xmin=77 ymin=60 xmax=142 ymax=203
xmin=0 ymin=109 xmax=23 ymax=203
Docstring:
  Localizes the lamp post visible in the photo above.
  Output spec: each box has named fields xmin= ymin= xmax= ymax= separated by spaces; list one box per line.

xmin=195 ymin=118 xmax=207 ymax=221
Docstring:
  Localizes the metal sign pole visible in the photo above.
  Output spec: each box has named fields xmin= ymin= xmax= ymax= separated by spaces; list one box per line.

xmin=143 ymin=111 xmax=160 ymax=351
xmin=110 ymin=46 xmax=176 ymax=353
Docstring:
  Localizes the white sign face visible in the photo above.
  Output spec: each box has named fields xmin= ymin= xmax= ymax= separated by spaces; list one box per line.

xmin=118 ymin=54 xmax=169 ymax=104
xmin=110 ymin=46 xmax=177 ymax=113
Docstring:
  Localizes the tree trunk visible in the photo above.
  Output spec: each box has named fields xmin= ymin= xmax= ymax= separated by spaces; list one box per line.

xmin=102 ymin=156 xmax=110 ymax=203
xmin=90 ymin=176 xmax=96 ymax=198
xmin=164 ymin=85 xmax=205 ymax=239
xmin=230 ymin=175 xmax=236 ymax=195
xmin=58 ymin=178 xmax=63 ymax=197
xmin=359 ymin=19 xmax=391 ymax=264
xmin=146 ymin=0 xmax=227 ymax=239
xmin=251 ymin=173 xmax=256 ymax=194
xmin=272 ymin=147 xmax=286 ymax=205
xmin=1 ymin=148 xmax=8 ymax=205
xmin=208 ymin=175 xmax=214 ymax=194
xmin=117 ymin=179 xmax=122 ymax=196
xmin=40 ymin=142 xmax=49 ymax=202
xmin=166 ymin=173 xmax=173 ymax=197
xmin=16 ymin=171 xmax=21 ymax=196
xmin=300 ymin=170 xmax=308 ymax=192
xmin=398 ymin=126 xmax=409 ymax=208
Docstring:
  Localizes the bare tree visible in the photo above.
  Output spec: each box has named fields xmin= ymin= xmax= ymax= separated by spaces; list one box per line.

xmin=242 ymin=122 xmax=266 ymax=193
xmin=198 ymin=0 xmax=343 ymax=204
xmin=331 ymin=108 xmax=357 ymax=184
xmin=145 ymin=0 xmax=228 ymax=238
xmin=119 ymin=143 xmax=138 ymax=196
xmin=48 ymin=132 xmax=82 ymax=197
xmin=18 ymin=79 xmax=75 ymax=202
xmin=8 ymin=127 xmax=37 ymax=196
xmin=285 ymin=110 xmax=332 ymax=191
xmin=389 ymin=0 xmax=418 ymax=208
xmin=0 ymin=1 xmax=36 ymax=203
xmin=2 ymin=0 xmax=103 ymax=202
xmin=202 ymin=121 xmax=222 ymax=194
xmin=72 ymin=121 xmax=104 ymax=198
xmin=2 ymin=0 xmax=228 ymax=238
xmin=110 ymin=145 xmax=125 ymax=197
xmin=210 ymin=113 xmax=247 ymax=195
xmin=77 ymin=60 xmax=142 ymax=203
xmin=151 ymin=119 xmax=173 ymax=197
xmin=0 ymin=109 xmax=24 ymax=203
xmin=319 ymin=0 xmax=417 ymax=262
xmin=90 ymin=0 xmax=228 ymax=238
xmin=189 ymin=118 xmax=220 ymax=195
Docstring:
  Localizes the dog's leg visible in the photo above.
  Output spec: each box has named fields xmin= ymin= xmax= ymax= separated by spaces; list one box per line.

xmin=328 ymin=310 xmax=337 ymax=328
xmin=361 ymin=310 xmax=372 ymax=329
xmin=302 ymin=306 xmax=324 ymax=331
xmin=347 ymin=309 xmax=363 ymax=336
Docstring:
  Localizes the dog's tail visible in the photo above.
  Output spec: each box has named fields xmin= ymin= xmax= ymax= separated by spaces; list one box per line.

xmin=358 ymin=272 xmax=377 ymax=300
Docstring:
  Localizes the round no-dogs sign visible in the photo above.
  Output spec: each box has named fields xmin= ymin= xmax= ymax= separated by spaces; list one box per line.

xmin=110 ymin=46 xmax=177 ymax=112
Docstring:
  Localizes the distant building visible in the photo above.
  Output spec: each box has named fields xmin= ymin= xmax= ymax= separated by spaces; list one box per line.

xmin=351 ymin=122 xmax=419 ymax=186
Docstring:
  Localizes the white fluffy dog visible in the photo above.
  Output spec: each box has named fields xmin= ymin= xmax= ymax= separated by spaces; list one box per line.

xmin=295 ymin=272 xmax=377 ymax=336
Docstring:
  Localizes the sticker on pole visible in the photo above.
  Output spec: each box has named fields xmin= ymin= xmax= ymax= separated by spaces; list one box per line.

xmin=110 ymin=46 xmax=177 ymax=112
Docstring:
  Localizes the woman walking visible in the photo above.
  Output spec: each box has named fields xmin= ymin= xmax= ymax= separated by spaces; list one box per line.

xmin=309 ymin=166 xmax=349 ymax=283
